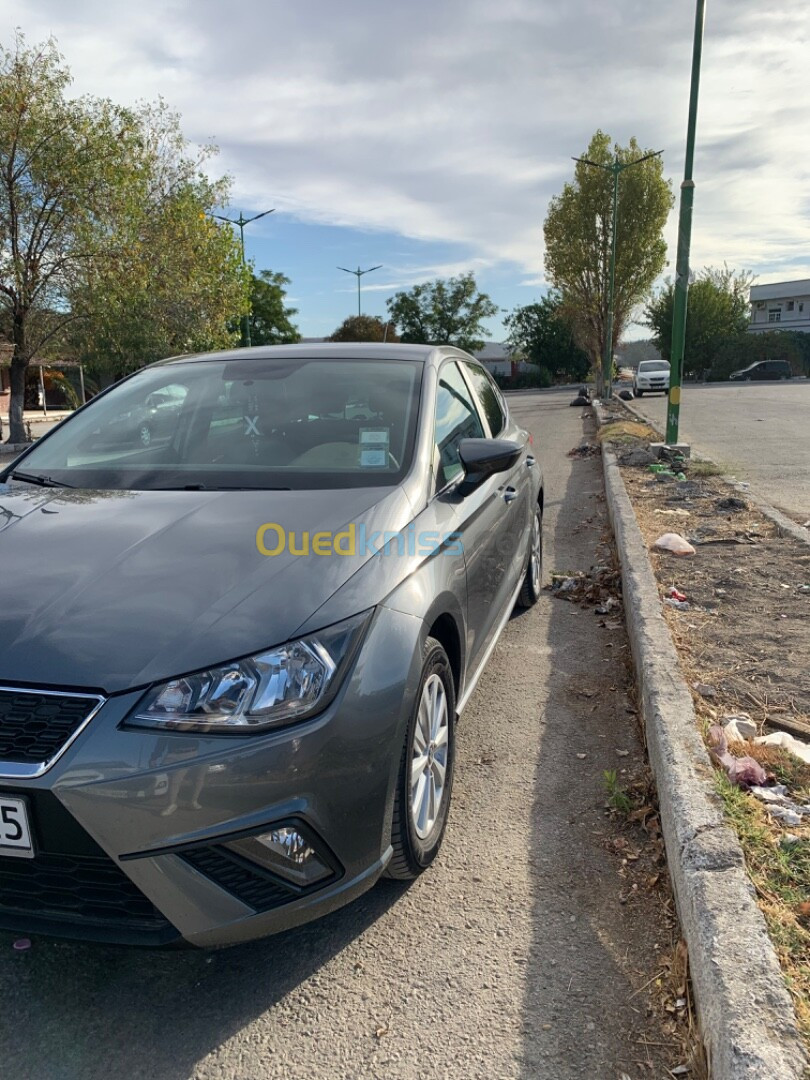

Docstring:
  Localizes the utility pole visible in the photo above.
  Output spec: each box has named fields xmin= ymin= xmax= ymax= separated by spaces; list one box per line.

xmin=338 ymin=265 xmax=382 ymax=317
xmin=212 ymin=209 xmax=275 ymax=346
xmin=575 ymin=151 xmax=663 ymax=400
xmin=666 ymin=0 xmax=707 ymax=446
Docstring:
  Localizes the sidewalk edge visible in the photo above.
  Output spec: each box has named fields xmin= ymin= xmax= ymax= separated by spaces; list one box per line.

xmin=596 ymin=403 xmax=808 ymax=1079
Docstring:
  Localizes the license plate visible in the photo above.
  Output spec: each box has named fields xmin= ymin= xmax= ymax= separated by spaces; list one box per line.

xmin=0 ymin=796 xmax=34 ymax=859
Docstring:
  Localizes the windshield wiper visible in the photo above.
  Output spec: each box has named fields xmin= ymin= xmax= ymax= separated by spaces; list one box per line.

xmin=10 ymin=471 xmax=74 ymax=489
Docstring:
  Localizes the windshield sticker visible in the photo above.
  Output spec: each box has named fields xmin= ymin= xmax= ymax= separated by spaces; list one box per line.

xmin=360 ymin=428 xmax=390 ymax=447
xmin=360 ymin=448 xmax=388 ymax=468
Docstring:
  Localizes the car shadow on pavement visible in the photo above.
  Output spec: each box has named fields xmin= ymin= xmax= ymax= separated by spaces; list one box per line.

xmin=0 ymin=880 xmax=409 ymax=1080
xmin=515 ymin=416 xmax=673 ymax=1078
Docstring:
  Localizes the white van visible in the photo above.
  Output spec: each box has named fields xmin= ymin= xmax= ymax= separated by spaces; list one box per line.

xmin=633 ymin=359 xmax=670 ymax=396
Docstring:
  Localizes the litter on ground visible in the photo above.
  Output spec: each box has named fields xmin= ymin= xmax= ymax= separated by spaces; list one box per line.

xmin=654 ymin=533 xmax=696 ymax=556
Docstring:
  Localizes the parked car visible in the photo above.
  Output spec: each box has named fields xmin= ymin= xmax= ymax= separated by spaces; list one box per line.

xmin=0 ymin=343 xmax=543 ymax=947
xmin=728 ymin=360 xmax=792 ymax=381
xmin=78 ymin=383 xmax=188 ymax=451
xmin=632 ymin=359 xmax=670 ymax=396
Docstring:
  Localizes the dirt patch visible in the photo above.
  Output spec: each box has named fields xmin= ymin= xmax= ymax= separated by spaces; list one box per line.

xmin=608 ymin=436 xmax=810 ymax=1046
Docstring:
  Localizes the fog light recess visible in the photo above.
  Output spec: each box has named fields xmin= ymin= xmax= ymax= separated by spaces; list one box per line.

xmin=226 ymin=826 xmax=334 ymax=888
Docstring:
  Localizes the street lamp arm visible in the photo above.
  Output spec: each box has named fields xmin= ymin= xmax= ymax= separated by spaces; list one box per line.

xmin=620 ymin=149 xmax=664 ymax=169
xmin=573 ymin=157 xmax=610 ymax=171
xmin=245 ymin=209 xmax=275 ymax=225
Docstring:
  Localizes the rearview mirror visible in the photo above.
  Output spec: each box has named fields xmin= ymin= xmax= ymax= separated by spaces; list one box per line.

xmin=457 ymin=438 xmax=522 ymax=495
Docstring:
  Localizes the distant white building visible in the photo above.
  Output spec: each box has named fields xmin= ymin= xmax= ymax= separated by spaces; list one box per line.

xmin=749 ymin=279 xmax=810 ymax=334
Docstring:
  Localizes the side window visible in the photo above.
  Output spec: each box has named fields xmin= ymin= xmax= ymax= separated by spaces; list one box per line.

xmin=434 ymin=362 xmax=485 ymax=491
xmin=462 ymin=362 xmax=506 ymax=436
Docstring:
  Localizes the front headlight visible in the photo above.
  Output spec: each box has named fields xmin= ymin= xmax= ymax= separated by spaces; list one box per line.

xmin=125 ymin=610 xmax=372 ymax=733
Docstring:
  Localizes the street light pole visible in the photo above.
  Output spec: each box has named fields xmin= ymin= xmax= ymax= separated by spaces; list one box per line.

xmin=575 ymin=150 xmax=663 ymax=400
xmin=212 ymin=209 xmax=275 ymax=347
xmin=666 ymin=0 xmax=707 ymax=446
xmin=338 ymin=265 xmax=382 ymax=317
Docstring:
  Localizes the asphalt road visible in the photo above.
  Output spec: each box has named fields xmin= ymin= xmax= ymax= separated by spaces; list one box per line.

xmin=0 ymin=390 xmax=677 ymax=1079
xmin=625 ymin=380 xmax=810 ymax=524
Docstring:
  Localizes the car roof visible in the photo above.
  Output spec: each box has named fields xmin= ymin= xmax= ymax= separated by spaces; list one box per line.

xmin=153 ymin=342 xmax=474 ymax=369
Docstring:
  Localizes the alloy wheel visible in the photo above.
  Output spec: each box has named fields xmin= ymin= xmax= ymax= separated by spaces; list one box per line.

xmin=530 ymin=511 xmax=542 ymax=596
xmin=410 ymin=673 xmax=449 ymax=840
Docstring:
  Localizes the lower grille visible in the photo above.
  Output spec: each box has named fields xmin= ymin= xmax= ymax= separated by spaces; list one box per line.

xmin=0 ymin=852 xmax=163 ymax=925
xmin=0 ymin=687 xmax=101 ymax=770
xmin=0 ymin=791 xmax=178 ymax=946
xmin=181 ymin=846 xmax=320 ymax=913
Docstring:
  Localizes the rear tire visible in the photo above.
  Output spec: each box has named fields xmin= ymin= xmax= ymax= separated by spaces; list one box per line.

xmin=387 ymin=638 xmax=455 ymax=880
xmin=516 ymin=505 xmax=543 ymax=608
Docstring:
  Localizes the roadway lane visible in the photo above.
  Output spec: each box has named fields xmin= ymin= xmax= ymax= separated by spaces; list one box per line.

xmin=0 ymin=390 xmax=681 ymax=1080
xmin=626 ymin=381 xmax=810 ymax=523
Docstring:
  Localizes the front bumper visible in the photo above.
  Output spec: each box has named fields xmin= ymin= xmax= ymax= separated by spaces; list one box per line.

xmin=0 ymin=606 xmax=423 ymax=947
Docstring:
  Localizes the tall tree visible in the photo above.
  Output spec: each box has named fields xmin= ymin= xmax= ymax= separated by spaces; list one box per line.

xmin=505 ymin=293 xmax=589 ymax=382
xmin=544 ymin=131 xmax=673 ymax=391
xmin=244 ymin=270 xmax=300 ymax=346
xmin=0 ymin=35 xmax=247 ymax=438
xmin=328 ymin=314 xmax=398 ymax=342
xmin=643 ymin=266 xmax=753 ymax=376
xmin=386 ymin=273 xmax=498 ymax=353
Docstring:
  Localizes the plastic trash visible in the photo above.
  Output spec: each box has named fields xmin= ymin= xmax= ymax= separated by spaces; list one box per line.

xmin=722 ymin=714 xmax=757 ymax=741
xmin=666 ymin=587 xmax=687 ymax=602
xmin=755 ymin=731 xmax=810 ymax=765
xmin=764 ymin=805 xmax=804 ymax=827
xmin=665 ymin=598 xmax=690 ymax=611
xmin=654 ymin=533 xmax=696 ymax=556
xmin=708 ymin=726 xmax=769 ymax=788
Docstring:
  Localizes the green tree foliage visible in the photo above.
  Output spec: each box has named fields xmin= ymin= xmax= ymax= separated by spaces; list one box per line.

xmin=643 ymin=266 xmax=753 ymax=376
xmin=243 ymin=271 xmax=300 ymax=346
xmin=327 ymin=314 xmax=399 ymax=342
xmin=505 ymin=293 xmax=589 ymax=382
xmin=0 ymin=35 xmax=247 ymax=440
xmin=710 ymin=330 xmax=807 ymax=380
xmin=386 ymin=273 xmax=498 ymax=353
xmin=67 ymin=99 xmax=248 ymax=380
xmin=543 ymin=131 xmax=674 ymax=388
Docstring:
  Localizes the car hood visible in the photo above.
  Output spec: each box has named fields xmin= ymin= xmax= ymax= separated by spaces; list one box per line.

xmin=0 ymin=483 xmax=413 ymax=693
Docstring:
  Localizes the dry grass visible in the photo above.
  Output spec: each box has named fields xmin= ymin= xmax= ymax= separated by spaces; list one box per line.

xmin=596 ymin=419 xmax=659 ymax=445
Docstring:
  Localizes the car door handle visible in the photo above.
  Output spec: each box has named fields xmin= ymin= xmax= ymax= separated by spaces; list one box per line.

xmin=502 ymin=487 xmax=518 ymax=504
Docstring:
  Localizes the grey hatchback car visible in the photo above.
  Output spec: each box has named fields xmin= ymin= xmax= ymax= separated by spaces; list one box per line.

xmin=0 ymin=344 xmax=543 ymax=947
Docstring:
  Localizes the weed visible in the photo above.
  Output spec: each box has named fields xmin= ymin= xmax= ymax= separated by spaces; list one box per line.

xmin=687 ymin=459 xmax=723 ymax=477
xmin=603 ymin=769 xmax=634 ymax=814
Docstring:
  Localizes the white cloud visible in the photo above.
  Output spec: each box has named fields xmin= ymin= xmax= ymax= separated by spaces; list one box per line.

xmin=3 ymin=0 xmax=809 ymax=285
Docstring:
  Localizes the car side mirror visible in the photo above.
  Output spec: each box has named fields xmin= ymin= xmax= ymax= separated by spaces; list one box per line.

xmin=457 ymin=438 xmax=522 ymax=495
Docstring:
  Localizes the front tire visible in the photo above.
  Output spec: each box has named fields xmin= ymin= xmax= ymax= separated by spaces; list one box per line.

xmin=387 ymin=638 xmax=455 ymax=880
xmin=635 ymin=388 xmax=644 ymax=397
xmin=516 ymin=505 xmax=543 ymax=608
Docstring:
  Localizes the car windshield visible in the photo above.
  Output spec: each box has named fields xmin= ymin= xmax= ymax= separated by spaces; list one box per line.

xmin=8 ymin=357 xmax=424 ymax=491
xmin=639 ymin=361 xmax=670 ymax=372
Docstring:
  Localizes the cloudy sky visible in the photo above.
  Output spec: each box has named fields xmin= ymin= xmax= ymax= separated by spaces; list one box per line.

xmin=4 ymin=0 xmax=809 ymax=340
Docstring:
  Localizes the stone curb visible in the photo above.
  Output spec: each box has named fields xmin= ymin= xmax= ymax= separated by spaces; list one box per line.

xmin=614 ymin=396 xmax=810 ymax=548
xmin=594 ymin=403 xmax=808 ymax=1079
